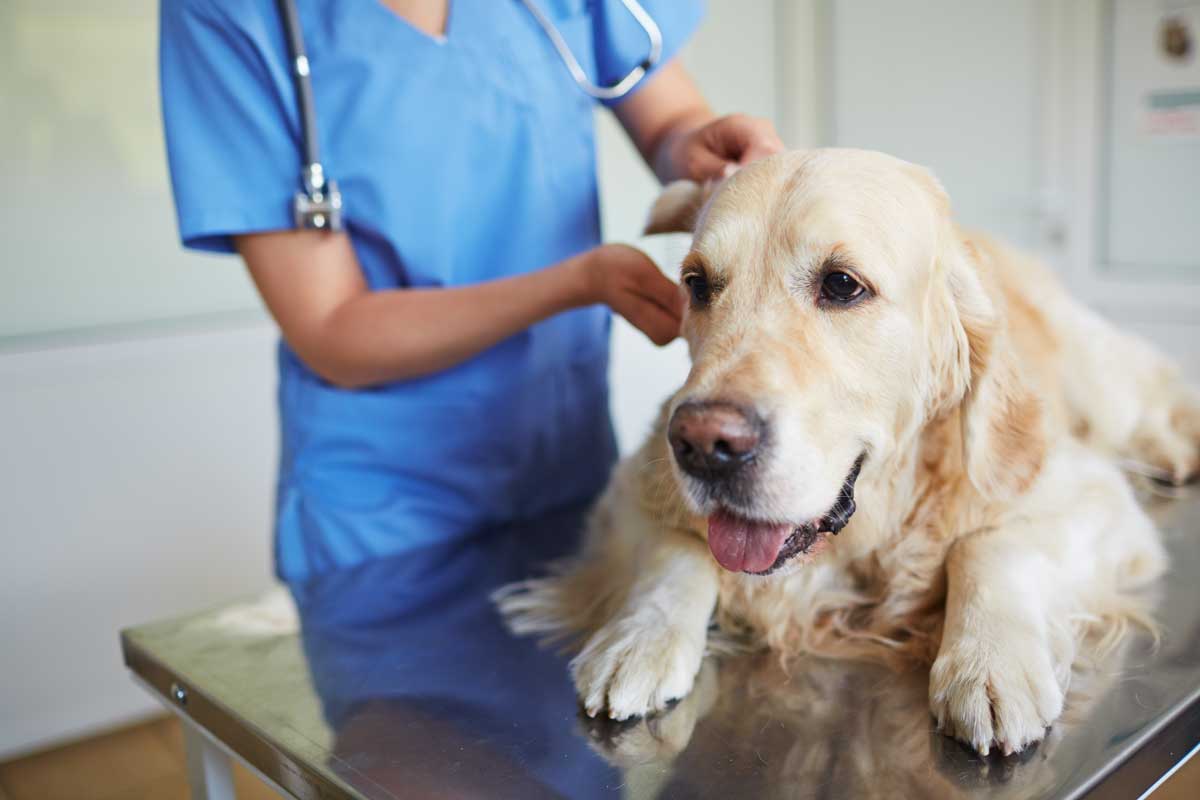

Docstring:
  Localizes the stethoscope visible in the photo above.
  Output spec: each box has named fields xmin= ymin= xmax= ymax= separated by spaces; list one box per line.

xmin=275 ymin=0 xmax=663 ymax=233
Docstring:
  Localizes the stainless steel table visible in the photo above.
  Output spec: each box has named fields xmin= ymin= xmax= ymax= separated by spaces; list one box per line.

xmin=122 ymin=495 xmax=1200 ymax=799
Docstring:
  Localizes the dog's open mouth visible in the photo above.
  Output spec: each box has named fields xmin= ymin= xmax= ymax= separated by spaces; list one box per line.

xmin=706 ymin=456 xmax=864 ymax=575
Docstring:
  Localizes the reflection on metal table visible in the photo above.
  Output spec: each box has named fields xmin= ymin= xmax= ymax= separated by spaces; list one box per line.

xmin=121 ymin=496 xmax=1200 ymax=799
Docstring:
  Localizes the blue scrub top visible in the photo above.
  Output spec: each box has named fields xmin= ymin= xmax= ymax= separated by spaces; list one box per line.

xmin=160 ymin=0 xmax=703 ymax=580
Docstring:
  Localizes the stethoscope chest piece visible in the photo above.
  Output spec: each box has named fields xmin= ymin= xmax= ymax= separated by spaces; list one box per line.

xmin=294 ymin=162 xmax=343 ymax=231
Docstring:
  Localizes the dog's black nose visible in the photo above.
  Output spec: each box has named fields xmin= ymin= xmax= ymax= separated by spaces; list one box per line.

xmin=668 ymin=402 xmax=762 ymax=480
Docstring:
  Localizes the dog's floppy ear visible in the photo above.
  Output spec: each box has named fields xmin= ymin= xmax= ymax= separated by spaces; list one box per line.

xmin=946 ymin=239 xmax=1047 ymax=501
xmin=644 ymin=179 xmax=716 ymax=235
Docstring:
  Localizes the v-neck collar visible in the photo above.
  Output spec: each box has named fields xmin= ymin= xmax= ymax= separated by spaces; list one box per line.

xmin=371 ymin=0 xmax=456 ymax=46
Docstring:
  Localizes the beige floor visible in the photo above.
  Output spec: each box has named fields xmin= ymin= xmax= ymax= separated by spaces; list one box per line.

xmin=0 ymin=717 xmax=279 ymax=800
xmin=1 ymin=715 xmax=1197 ymax=799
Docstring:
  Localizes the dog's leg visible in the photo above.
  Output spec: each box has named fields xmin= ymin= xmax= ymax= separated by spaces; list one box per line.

xmin=1055 ymin=300 xmax=1200 ymax=484
xmin=929 ymin=524 xmax=1070 ymax=756
xmin=985 ymin=241 xmax=1199 ymax=484
xmin=572 ymin=524 xmax=719 ymax=721
xmin=929 ymin=447 xmax=1164 ymax=756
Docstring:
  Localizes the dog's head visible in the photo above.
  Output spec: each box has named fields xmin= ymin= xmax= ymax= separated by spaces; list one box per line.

xmin=657 ymin=149 xmax=1044 ymax=576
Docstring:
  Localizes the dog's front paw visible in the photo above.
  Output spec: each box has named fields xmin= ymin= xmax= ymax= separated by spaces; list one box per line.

xmin=582 ymin=661 xmax=718 ymax=766
xmin=572 ymin=614 xmax=705 ymax=721
xmin=929 ymin=635 xmax=1065 ymax=757
xmin=1129 ymin=384 xmax=1200 ymax=486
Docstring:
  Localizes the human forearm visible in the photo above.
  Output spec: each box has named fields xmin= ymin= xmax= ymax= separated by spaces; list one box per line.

xmin=305 ymin=255 xmax=592 ymax=388
xmin=650 ymin=108 xmax=717 ymax=183
xmin=237 ymin=231 xmax=681 ymax=390
xmin=614 ymin=61 xmax=714 ymax=183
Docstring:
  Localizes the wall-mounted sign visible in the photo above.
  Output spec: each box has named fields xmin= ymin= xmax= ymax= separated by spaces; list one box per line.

xmin=1131 ymin=5 xmax=1200 ymax=141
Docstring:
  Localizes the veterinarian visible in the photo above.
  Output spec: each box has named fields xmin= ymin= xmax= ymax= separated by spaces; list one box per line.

xmin=160 ymin=0 xmax=783 ymax=581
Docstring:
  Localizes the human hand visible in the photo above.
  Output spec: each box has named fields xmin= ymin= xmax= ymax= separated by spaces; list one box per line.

xmin=578 ymin=244 xmax=684 ymax=346
xmin=666 ymin=114 xmax=784 ymax=182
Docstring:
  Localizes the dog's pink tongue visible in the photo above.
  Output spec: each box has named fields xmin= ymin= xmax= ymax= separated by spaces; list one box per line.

xmin=707 ymin=510 xmax=794 ymax=573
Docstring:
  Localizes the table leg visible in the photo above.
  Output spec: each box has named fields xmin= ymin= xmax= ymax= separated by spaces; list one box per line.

xmin=183 ymin=721 xmax=236 ymax=800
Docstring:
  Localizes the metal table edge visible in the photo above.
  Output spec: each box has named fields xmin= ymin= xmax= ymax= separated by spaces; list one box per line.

xmin=118 ymin=628 xmax=1200 ymax=800
xmin=119 ymin=629 xmax=358 ymax=800
xmin=1077 ymin=681 xmax=1200 ymax=800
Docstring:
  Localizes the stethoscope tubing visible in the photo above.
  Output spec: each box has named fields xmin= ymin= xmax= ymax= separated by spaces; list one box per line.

xmin=518 ymin=0 xmax=662 ymax=101
xmin=275 ymin=0 xmax=662 ymax=230
xmin=275 ymin=0 xmax=320 ymax=171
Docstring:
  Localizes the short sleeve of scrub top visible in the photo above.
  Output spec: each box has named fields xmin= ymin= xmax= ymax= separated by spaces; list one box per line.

xmin=160 ymin=0 xmax=705 ymax=581
xmin=160 ymin=1 xmax=297 ymax=251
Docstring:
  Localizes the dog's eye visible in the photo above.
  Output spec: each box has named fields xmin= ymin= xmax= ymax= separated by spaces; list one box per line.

xmin=683 ymin=273 xmax=711 ymax=307
xmin=820 ymin=271 xmax=866 ymax=304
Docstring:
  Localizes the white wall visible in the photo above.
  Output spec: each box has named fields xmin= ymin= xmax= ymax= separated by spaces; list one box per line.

xmin=0 ymin=1 xmax=261 ymax=338
xmin=1 ymin=0 xmax=277 ymax=758
xmin=0 ymin=321 xmax=278 ymax=757
xmin=828 ymin=0 xmax=1044 ymax=250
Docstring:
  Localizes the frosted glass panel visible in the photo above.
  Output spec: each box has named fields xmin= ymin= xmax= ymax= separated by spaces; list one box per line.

xmin=1102 ymin=0 xmax=1200 ymax=278
xmin=1 ymin=1 xmax=262 ymax=342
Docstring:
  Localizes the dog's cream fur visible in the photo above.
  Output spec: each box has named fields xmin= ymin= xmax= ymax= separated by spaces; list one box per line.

xmin=499 ymin=150 xmax=1200 ymax=756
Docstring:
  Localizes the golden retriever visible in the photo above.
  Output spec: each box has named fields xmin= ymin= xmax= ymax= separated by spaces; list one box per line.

xmin=499 ymin=149 xmax=1200 ymax=757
